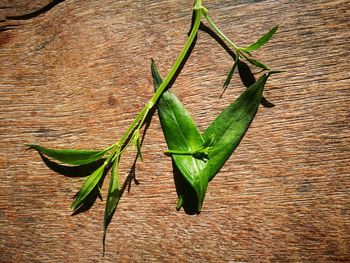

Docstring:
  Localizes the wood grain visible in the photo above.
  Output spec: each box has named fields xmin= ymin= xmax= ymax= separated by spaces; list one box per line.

xmin=1 ymin=0 xmax=349 ymax=262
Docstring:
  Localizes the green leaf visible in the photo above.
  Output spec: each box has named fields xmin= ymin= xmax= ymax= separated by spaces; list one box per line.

xmin=152 ymin=60 xmax=208 ymax=212
xmin=27 ymin=144 xmax=108 ymax=165
xmin=245 ymin=57 xmax=270 ymax=70
xmin=104 ymin=156 xmax=120 ymax=234
xmin=136 ymin=137 xmax=143 ymax=161
xmin=203 ymin=73 xmax=269 ymax=181
xmin=71 ymin=163 xmax=107 ymax=211
xmin=131 ymin=130 xmax=143 ymax=161
xmin=244 ymin=25 xmax=279 ymax=52
xmin=223 ymin=59 xmax=239 ymax=89
xmin=221 ymin=54 xmax=240 ymax=98
xmin=153 ymin=60 xmax=269 ymax=210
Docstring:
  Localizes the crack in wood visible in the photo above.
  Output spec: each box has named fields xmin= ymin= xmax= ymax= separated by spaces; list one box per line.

xmin=5 ymin=0 xmax=66 ymax=21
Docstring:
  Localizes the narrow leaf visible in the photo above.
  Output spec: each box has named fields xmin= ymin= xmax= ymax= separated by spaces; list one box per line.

xmin=202 ymin=134 xmax=215 ymax=148
xmin=244 ymin=25 xmax=279 ymax=52
xmin=104 ymin=156 xmax=120 ymax=234
xmin=152 ymin=60 xmax=208 ymax=211
xmin=136 ymin=138 xmax=143 ymax=161
xmin=27 ymin=144 xmax=107 ymax=165
xmin=71 ymin=163 xmax=107 ymax=211
xmin=176 ymin=194 xmax=184 ymax=210
xmin=131 ymin=130 xmax=143 ymax=161
xmin=203 ymin=73 xmax=269 ymax=181
xmin=245 ymin=57 xmax=270 ymax=70
xmin=37 ymin=152 xmax=105 ymax=178
xmin=221 ymin=55 xmax=239 ymax=98
xmin=223 ymin=59 xmax=238 ymax=89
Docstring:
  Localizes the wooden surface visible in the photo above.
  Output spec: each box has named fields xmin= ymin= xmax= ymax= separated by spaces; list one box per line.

xmin=1 ymin=0 xmax=349 ymax=262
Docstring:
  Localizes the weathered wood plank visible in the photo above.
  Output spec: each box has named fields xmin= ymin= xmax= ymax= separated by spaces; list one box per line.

xmin=1 ymin=0 xmax=349 ymax=262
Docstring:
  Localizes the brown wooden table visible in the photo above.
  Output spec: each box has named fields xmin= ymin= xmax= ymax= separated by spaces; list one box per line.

xmin=1 ymin=0 xmax=349 ymax=262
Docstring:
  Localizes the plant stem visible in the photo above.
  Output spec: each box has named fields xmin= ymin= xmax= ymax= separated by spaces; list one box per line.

xmin=202 ymin=11 xmax=240 ymax=51
xmin=111 ymin=1 xmax=203 ymax=154
xmin=164 ymin=149 xmax=195 ymax=156
xmin=149 ymin=3 xmax=202 ymax=105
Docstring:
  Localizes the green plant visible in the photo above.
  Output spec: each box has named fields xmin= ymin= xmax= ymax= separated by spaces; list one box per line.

xmin=153 ymin=62 xmax=275 ymax=212
xmin=28 ymin=0 xmax=279 ymax=248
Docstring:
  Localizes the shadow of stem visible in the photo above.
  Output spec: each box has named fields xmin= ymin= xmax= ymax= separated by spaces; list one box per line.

xmin=199 ymin=22 xmax=275 ymax=108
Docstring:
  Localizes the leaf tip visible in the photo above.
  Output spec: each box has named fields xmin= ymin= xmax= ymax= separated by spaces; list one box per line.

xmin=25 ymin=144 xmax=37 ymax=150
xmin=268 ymin=70 xmax=285 ymax=76
xmin=272 ymin=24 xmax=279 ymax=31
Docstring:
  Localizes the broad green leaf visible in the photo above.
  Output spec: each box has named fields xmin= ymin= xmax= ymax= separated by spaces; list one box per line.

xmin=245 ymin=57 xmax=270 ymax=70
xmin=153 ymin=59 xmax=269 ymax=211
xmin=244 ymin=25 xmax=279 ymax=52
xmin=27 ymin=144 xmax=108 ymax=165
xmin=203 ymin=74 xmax=269 ymax=181
xmin=152 ymin=60 xmax=208 ymax=211
xmin=71 ymin=163 xmax=107 ymax=211
xmin=104 ymin=156 xmax=120 ymax=233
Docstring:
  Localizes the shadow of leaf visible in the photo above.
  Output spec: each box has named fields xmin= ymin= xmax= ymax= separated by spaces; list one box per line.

xmin=71 ymin=169 xmax=108 ymax=216
xmin=38 ymin=152 xmax=106 ymax=178
xmin=172 ymin=161 xmax=199 ymax=215
xmin=199 ymin=22 xmax=275 ymax=108
xmin=35 ymin=152 xmax=108 ymax=215
xmin=237 ymin=60 xmax=275 ymax=108
xmin=71 ymin=186 xmax=102 ymax=216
